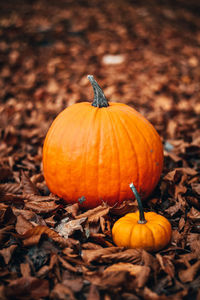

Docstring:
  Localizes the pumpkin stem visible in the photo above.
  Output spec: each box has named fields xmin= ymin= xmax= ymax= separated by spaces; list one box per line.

xmin=129 ymin=183 xmax=147 ymax=224
xmin=88 ymin=75 xmax=109 ymax=108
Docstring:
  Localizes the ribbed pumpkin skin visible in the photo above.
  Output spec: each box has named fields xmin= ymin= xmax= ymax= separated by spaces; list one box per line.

xmin=112 ymin=211 xmax=172 ymax=252
xmin=43 ymin=102 xmax=163 ymax=209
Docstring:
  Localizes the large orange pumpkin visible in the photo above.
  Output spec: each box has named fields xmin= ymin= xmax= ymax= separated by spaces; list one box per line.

xmin=43 ymin=75 xmax=163 ymax=208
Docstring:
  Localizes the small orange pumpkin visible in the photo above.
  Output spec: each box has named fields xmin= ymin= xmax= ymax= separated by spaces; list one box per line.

xmin=112 ymin=183 xmax=172 ymax=252
xmin=43 ymin=76 xmax=163 ymax=209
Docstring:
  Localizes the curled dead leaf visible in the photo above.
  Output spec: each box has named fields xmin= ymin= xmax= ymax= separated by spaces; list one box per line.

xmin=104 ymin=263 xmax=150 ymax=288
xmin=20 ymin=225 xmax=73 ymax=247
xmin=82 ymin=247 xmax=125 ymax=264
xmin=0 ymin=244 xmax=17 ymax=264
xmin=25 ymin=200 xmax=59 ymax=214
xmin=55 ymin=217 xmax=87 ymax=239
xmin=76 ymin=203 xmax=110 ymax=224
xmin=21 ymin=170 xmax=40 ymax=195
xmin=15 ymin=214 xmax=34 ymax=235
xmin=179 ymin=261 xmax=200 ymax=283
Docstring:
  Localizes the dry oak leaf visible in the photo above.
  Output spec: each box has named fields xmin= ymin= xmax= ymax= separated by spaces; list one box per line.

xmin=191 ymin=183 xmax=200 ymax=195
xmin=81 ymin=246 xmax=124 ymax=264
xmin=15 ymin=214 xmax=34 ymax=235
xmin=50 ymin=283 xmax=76 ymax=300
xmin=13 ymin=208 xmax=36 ymax=220
xmin=110 ymin=199 xmax=137 ymax=216
xmin=20 ymin=263 xmax=31 ymax=277
xmin=20 ymin=170 xmax=40 ymax=195
xmin=20 ymin=225 xmax=72 ymax=247
xmin=142 ymin=287 xmax=170 ymax=300
xmin=87 ymin=284 xmax=101 ymax=300
xmin=55 ymin=217 xmax=87 ymax=239
xmin=156 ymin=253 xmax=175 ymax=278
xmin=100 ymin=248 xmax=142 ymax=264
xmin=187 ymin=206 xmax=200 ymax=221
xmin=0 ymin=225 xmax=14 ymax=243
xmin=57 ymin=256 xmax=78 ymax=273
xmin=25 ymin=199 xmax=59 ymax=214
xmin=0 ymin=183 xmax=21 ymax=195
xmin=85 ymin=269 xmax=128 ymax=291
xmin=186 ymin=233 xmax=200 ymax=258
xmin=64 ymin=203 xmax=80 ymax=218
xmin=4 ymin=276 xmax=49 ymax=300
xmin=37 ymin=253 xmax=58 ymax=277
xmin=104 ymin=263 xmax=150 ymax=288
xmin=0 ymin=244 xmax=17 ymax=264
xmin=141 ymin=250 xmax=160 ymax=273
xmin=76 ymin=203 xmax=110 ymax=223
xmin=179 ymin=261 xmax=200 ymax=283
xmin=100 ymin=216 xmax=111 ymax=236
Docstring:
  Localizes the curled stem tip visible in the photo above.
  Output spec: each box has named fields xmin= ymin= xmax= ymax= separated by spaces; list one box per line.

xmin=129 ymin=183 xmax=147 ymax=224
xmin=87 ymin=75 xmax=109 ymax=108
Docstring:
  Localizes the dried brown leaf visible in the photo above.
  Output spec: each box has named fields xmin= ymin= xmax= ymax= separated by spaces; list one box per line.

xmin=165 ymin=201 xmax=182 ymax=216
xmin=191 ymin=183 xmax=200 ymax=195
xmin=178 ymin=217 xmax=186 ymax=231
xmin=20 ymin=225 xmax=71 ymax=247
xmin=100 ymin=216 xmax=111 ymax=236
xmin=50 ymin=283 xmax=75 ymax=300
xmin=0 ymin=166 xmax=13 ymax=181
xmin=141 ymin=250 xmax=160 ymax=272
xmin=0 ymin=244 xmax=17 ymax=264
xmin=64 ymin=203 xmax=80 ymax=218
xmin=58 ymin=256 xmax=78 ymax=273
xmin=20 ymin=263 xmax=31 ymax=277
xmin=12 ymin=208 xmax=36 ymax=219
xmin=85 ymin=270 xmax=128 ymax=290
xmin=156 ymin=254 xmax=175 ymax=278
xmin=21 ymin=170 xmax=40 ymax=195
xmin=55 ymin=217 xmax=87 ymax=239
xmin=81 ymin=247 xmax=125 ymax=264
xmin=25 ymin=200 xmax=59 ymax=214
xmin=0 ymin=225 xmax=14 ymax=243
xmin=4 ymin=276 xmax=49 ymax=299
xmin=187 ymin=206 xmax=200 ymax=221
xmin=187 ymin=233 xmax=200 ymax=258
xmin=0 ymin=183 xmax=21 ymax=195
xmin=76 ymin=203 xmax=110 ymax=223
xmin=81 ymin=242 xmax=103 ymax=250
xmin=104 ymin=263 xmax=150 ymax=288
xmin=87 ymin=284 xmax=101 ymax=300
xmin=37 ymin=253 xmax=58 ymax=277
xmin=110 ymin=199 xmax=137 ymax=216
xmin=101 ymin=249 xmax=142 ymax=264
xmin=179 ymin=261 xmax=200 ymax=283
xmin=15 ymin=214 xmax=34 ymax=234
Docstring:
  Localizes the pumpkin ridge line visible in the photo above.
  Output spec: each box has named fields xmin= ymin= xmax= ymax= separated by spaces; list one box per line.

xmin=95 ymin=107 xmax=101 ymax=204
xmin=115 ymin=112 xmax=140 ymax=195
xmin=53 ymin=111 xmax=76 ymax=196
xmin=63 ymin=106 xmax=90 ymax=200
xmin=84 ymin=107 xmax=99 ymax=206
xmin=145 ymin=221 xmax=156 ymax=250
xmin=105 ymin=109 xmax=121 ymax=205
xmin=122 ymin=110 xmax=156 ymax=195
xmin=157 ymin=222 xmax=170 ymax=243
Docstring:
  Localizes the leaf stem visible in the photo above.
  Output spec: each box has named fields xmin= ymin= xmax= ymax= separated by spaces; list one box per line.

xmin=129 ymin=183 xmax=147 ymax=224
xmin=88 ymin=75 xmax=109 ymax=108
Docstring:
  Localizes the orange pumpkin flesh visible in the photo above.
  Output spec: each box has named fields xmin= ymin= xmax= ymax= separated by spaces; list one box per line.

xmin=112 ymin=183 xmax=172 ymax=252
xmin=43 ymin=76 xmax=163 ymax=209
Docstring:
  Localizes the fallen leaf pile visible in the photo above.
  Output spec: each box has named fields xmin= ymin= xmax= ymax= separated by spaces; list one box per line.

xmin=0 ymin=0 xmax=200 ymax=299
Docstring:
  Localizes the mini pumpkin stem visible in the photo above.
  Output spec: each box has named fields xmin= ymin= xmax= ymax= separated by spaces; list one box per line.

xmin=129 ymin=183 xmax=147 ymax=224
xmin=88 ymin=75 xmax=109 ymax=108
